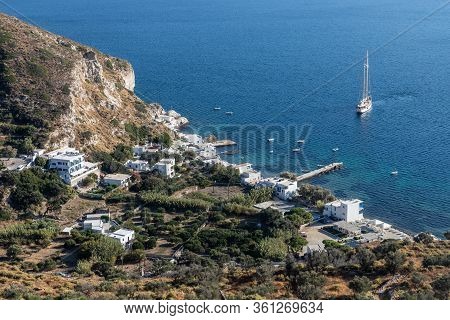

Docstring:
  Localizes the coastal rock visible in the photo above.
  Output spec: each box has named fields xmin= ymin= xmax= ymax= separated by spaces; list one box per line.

xmin=0 ymin=13 xmax=169 ymax=152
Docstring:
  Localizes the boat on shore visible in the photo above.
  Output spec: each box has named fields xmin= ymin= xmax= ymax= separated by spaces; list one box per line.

xmin=356 ymin=51 xmax=373 ymax=114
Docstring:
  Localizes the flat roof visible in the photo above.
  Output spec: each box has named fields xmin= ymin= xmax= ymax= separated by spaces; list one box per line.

xmin=104 ymin=173 xmax=131 ymax=180
xmin=276 ymin=179 xmax=296 ymax=187
xmin=234 ymin=162 xmax=252 ymax=168
xmin=112 ymin=228 xmax=135 ymax=236
xmin=327 ymin=199 xmax=363 ymax=206
xmin=128 ymin=160 xmax=148 ymax=164
xmin=334 ymin=221 xmax=361 ymax=233
xmin=50 ymin=153 xmax=83 ymax=161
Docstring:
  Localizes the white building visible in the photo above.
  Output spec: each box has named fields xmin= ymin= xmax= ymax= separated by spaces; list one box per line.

xmin=240 ymin=170 xmax=262 ymax=186
xmin=367 ymin=219 xmax=392 ymax=230
xmin=132 ymin=144 xmax=159 ymax=157
xmin=108 ymin=228 xmax=135 ymax=247
xmin=198 ymin=144 xmax=217 ymax=159
xmin=83 ymin=219 xmax=106 ymax=234
xmin=125 ymin=159 xmax=150 ymax=172
xmin=233 ymin=163 xmax=253 ymax=175
xmin=152 ymin=158 xmax=176 ymax=178
xmin=103 ymin=173 xmax=132 ymax=187
xmin=274 ymin=180 xmax=298 ymax=201
xmin=323 ymin=199 xmax=364 ymax=222
xmin=257 ymin=177 xmax=279 ymax=189
xmin=47 ymin=147 xmax=99 ymax=186
xmin=182 ymin=133 xmax=203 ymax=145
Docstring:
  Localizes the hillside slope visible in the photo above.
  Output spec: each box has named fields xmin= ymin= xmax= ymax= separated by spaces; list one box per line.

xmin=0 ymin=13 xmax=167 ymax=153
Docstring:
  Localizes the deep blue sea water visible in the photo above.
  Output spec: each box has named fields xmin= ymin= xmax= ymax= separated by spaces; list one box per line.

xmin=2 ymin=0 xmax=449 ymax=235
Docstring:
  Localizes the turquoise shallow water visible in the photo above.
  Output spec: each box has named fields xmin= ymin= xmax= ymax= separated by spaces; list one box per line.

xmin=2 ymin=0 xmax=449 ymax=235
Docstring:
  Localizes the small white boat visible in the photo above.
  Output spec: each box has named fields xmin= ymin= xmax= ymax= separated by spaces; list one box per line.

xmin=214 ymin=107 xmax=221 ymax=110
xmin=391 ymin=170 xmax=398 ymax=176
xmin=269 ymin=150 xmax=274 ymax=154
xmin=267 ymin=138 xmax=275 ymax=142
xmin=225 ymin=111 xmax=233 ymax=115
xmin=297 ymin=140 xmax=305 ymax=144
xmin=292 ymin=148 xmax=301 ymax=152
xmin=301 ymin=169 xmax=310 ymax=173
xmin=332 ymin=148 xmax=339 ymax=152
xmin=317 ymin=164 xmax=324 ymax=168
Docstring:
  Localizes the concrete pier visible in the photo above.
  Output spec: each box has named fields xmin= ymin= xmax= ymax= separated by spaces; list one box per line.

xmin=297 ymin=162 xmax=343 ymax=182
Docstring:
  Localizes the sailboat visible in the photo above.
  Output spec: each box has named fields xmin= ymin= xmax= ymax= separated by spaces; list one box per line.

xmin=356 ymin=51 xmax=372 ymax=114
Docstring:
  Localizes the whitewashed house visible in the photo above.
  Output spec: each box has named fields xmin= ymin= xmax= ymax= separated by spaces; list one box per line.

xmin=198 ymin=144 xmax=217 ymax=159
xmin=103 ymin=173 xmax=132 ymax=187
xmin=152 ymin=158 xmax=175 ymax=178
xmin=256 ymin=178 xmax=297 ymax=200
xmin=274 ymin=180 xmax=298 ymax=200
xmin=182 ymin=133 xmax=203 ymax=145
xmin=323 ymin=199 xmax=364 ymax=222
xmin=108 ymin=229 xmax=135 ymax=247
xmin=125 ymin=159 xmax=150 ymax=172
xmin=132 ymin=144 xmax=159 ymax=157
xmin=240 ymin=170 xmax=262 ymax=186
xmin=83 ymin=219 xmax=107 ymax=234
xmin=47 ymin=147 xmax=99 ymax=186
xmin=233 ymin=163 xmax=253 ymax=175
xmin=257 ymin=177 xmax=279 ymax=189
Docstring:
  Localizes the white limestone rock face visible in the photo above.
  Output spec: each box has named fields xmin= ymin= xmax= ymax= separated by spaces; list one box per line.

xmin=120 ymin=66 xmax=136 ymax=92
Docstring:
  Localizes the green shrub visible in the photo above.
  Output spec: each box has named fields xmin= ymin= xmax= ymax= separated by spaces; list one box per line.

xmin=0 ymin=207 xmax=12 ymax=221
xmin=139 ymin=192 xmax=211 ymax=212
xmin=37 ymin=258 xmax=57 ymax=271
xmin=79 ymin=236 xmax=124 ymax=264
xmin=123 ymin=249 xmax=145 ymax=263
xmin=6 ymin=244 xmax=22 ymax=260
xmin=423 ymin=254 xmax=450 ymax=268
xmin=26 ymin=61 xmax=47 ymax=78
xmin=0 ymin=220 xmax=59 ymax=246
xmin=75 ymin=259 xmax=93 ymax=275
xmin=259 ymin=237 xmax=288 ymax=261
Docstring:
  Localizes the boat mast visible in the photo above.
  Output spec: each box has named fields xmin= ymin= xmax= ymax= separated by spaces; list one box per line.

xmin=363 ymin=51 xmax=369 ymax=99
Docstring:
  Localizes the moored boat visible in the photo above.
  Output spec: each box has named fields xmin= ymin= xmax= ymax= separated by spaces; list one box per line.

xmin=356 ymin=51 xmax=373 ymax=114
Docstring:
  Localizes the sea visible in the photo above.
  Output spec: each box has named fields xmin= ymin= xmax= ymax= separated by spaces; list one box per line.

xmin=1 ymin=0 xmax=449 ymax=236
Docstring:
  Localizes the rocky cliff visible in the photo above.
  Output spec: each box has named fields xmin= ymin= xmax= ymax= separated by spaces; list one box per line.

xmin=0 ymin=13 xmax=168 ymax=153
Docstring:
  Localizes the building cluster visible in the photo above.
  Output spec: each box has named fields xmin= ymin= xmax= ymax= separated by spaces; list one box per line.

xmin=322 ymin=199 xmax=410 ymax=243
xmin=155 ymin=110 xmax=189 ymax=130
xmin=257 ymin=177 xmax=298 ymax=201
xmin=80 ymin=208 xmax=135 ymax=247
